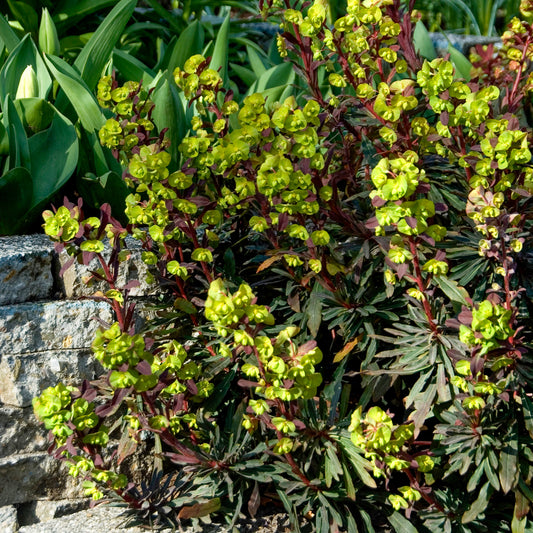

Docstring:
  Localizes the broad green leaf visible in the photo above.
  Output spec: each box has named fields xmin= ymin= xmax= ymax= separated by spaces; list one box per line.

xmin=246 ymin=44 xmax=267 ymax=78
xmin=159 ymin=20 xmax=204 ymax=73
xmin=210 ymin=14 xmax=230 ymax=86
xmin=73 ymin=0 xmax=137 ymax=90
xmin=462 ymin=482 xmax=492 ymax=524
xmin=229 ymin=63 xmax=256 ymax=87
xmin=435 ymin=275 xmax=470 ymax=306
xmin=14 ymin=98 xmax=55 ymax=134
xmin=112 ymin=48 xmax=155 ymax=84
xmin=27 ymin=106 xmax=78 ymax=207
xmin=388 ymin=511 xmax=419 ymax=533
xmin=413 ymin=20 xmax=437 ymax=60
xmin=151 ymin=75 xmax=186 ymax=170
xmin=43 ymin=54 xmax=105 ymax=132
xmin=246 ymin=62 xmax=295 ymax=98
xmin=0 ymin=167 xmax=32 ymax=235
xmin=499 ymin=427 xmax=519 ymax=494
xmin=0 ymin=35 xmax=52 ymax=102
xmin=448 ymin=45 xmax=473 ymax=81
xmin=0 ymin=14 xmax=20 ymax=52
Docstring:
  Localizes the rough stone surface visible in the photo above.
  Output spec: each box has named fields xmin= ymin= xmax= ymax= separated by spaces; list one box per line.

xmin=0 ymin=349 xmax=96 ymax=408
xmin=17 ymin=502 xmax=292 ymax=532
xmin=0 ymin=453 xmax=83 ymax=506
xmin=0 ymin=300 xmax=112 ymax=355
xmin=0 ymin=505 xmax=18 ymax=532
xmin=0 ymin=235 xmax=56 ymax=306
xmin=0 ymin=406 xmax=48 ymax=457
xmin=59 ymin=237 xmax=155 ymax=298
xmin=17 ymin=499 xmax=90 ymax=526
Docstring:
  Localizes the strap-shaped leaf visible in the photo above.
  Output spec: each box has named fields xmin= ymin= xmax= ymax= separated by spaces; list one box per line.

xmin=73 ymin=0 xmax=137 ymax=90
xmin=209 ymin=14 xmax=230 ymax=86
xmin=435 ymin=275 xmax=470 ymax=306
xmin=158 ymin=19 xmax=204 ymax=73
xmin=43 ymin=54 xmax=104 ymax=132
xmin=28 ymin=106 xmax=78 ymax=207
xmin=151 ymin=75 xmax=187 ymax=170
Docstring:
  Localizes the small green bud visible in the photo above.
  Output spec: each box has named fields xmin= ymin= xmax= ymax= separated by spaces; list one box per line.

xmin=16 ymin=65 xmax=39 ymax=99
xmin=39 ymin=8 xmax=61 ymax=55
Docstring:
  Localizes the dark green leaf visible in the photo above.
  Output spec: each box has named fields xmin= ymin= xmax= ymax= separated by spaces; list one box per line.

xmin=462 ymin=481 xmax=492 ymax=524
xmin=434 ymin=275 xmax=470 ymax=306
xmin=73 ymin=0 xmax=137 ymax=90
xmin=0 ymin=167 xmax=32 ymax=235
xmin=499 ymin=427 xmax=519 ymax=494
xmin=43 ymin=54 xmax=105 ymax=132
xmin=388 ymin=511 xmax=419 ymax=533
xmin=413 ymin=21 xmax=437 ymax=60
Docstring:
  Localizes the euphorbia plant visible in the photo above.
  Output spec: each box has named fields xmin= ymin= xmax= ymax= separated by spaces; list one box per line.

xmin=34 ymin=0 xmax=533 ymax=531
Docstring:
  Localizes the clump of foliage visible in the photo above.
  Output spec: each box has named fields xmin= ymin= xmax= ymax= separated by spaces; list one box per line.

xmin=34 ymin=0 xmax=533 ymax=531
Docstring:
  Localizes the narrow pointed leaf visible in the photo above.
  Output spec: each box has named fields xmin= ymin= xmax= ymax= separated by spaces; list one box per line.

xmin=0 ymin=14 xmax=20 ymax=52
xmin=462 ymin=482 xmax=492 ymax=524
xmin=499 ymin=428 xmax=519 ymax=494
xmin=151 ymin=75 xmax=186 ymax=170
xmin=388 ymin=512 xmax=419 ymax=533
xmin=3 ymin=95 xmax=30 ymax=171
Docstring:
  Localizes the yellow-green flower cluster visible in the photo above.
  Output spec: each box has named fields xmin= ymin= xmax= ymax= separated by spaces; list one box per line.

xmin=204 ymin=278 xmax=274 ymax=336
xmin=242 ymin=326 xmax=323 ymax=403
xmin=459 ymin=300 xmax=514 ymax=355
xmin=349 ymin=406 xmax=431 ymax=480
xmin=32 ymin=384 xmax=108 ymax=448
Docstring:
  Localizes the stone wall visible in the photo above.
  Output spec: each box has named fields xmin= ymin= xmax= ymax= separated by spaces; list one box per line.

xmin=0 ymin=235 xmax=151 ymax=530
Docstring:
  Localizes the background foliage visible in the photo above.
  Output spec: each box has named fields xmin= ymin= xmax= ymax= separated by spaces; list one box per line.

xmin=25 ymin=0 xmax=533 ymax=531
